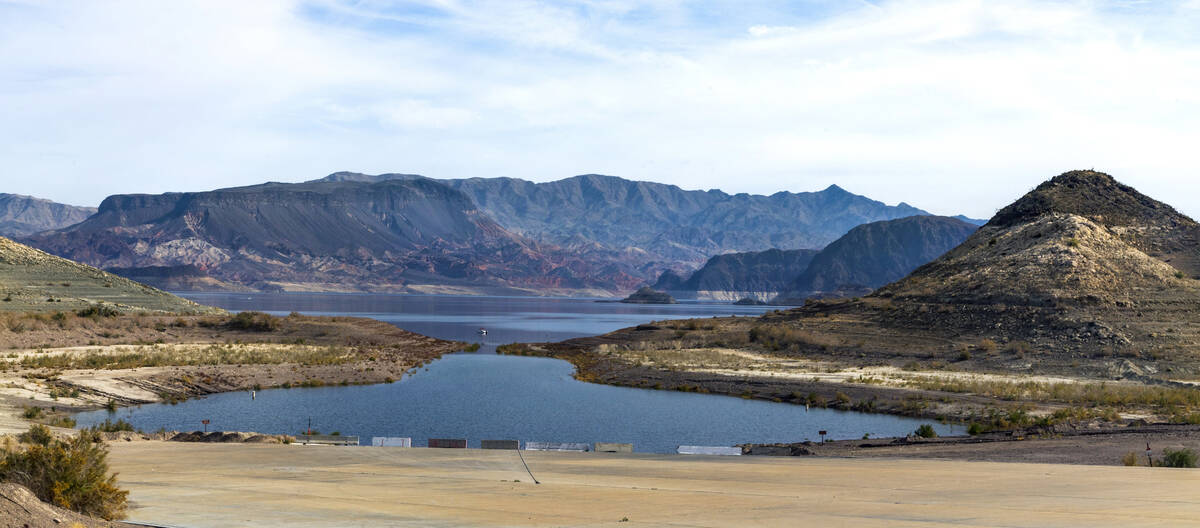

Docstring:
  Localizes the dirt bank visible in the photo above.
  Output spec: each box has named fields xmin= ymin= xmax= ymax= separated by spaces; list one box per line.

xmin=0 ymin=312 xmax=466 ymax=434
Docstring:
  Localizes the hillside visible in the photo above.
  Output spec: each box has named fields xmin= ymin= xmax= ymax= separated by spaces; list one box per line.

xmin=774 ymin=170 xmax=1200 ymax=371
xmin=0 ymin=193 xmax=95 ymax=237
xmin=22 ymin=178 xmax=642 ymax=294
xmin=653 ymin=248 xmax=819 ymax=301
xmin=325 ymin=173 xmax=929 ymax=266
xmin=0 ymin=236 xmax=218 ymax=313
xmin=772 ymin=216 xmax=977 ymax=304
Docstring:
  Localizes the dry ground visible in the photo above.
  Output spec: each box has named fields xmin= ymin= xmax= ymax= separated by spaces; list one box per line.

xmin=104 ymin=442 xmax=1200 ymax=527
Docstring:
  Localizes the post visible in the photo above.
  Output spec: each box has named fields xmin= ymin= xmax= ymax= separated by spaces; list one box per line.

xmin=202 ymin=419 xmax=210 ymax=433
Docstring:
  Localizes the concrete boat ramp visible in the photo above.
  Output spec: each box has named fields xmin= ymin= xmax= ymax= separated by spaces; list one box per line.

xmin=107 ymin=442 xmax=1199 ymax=527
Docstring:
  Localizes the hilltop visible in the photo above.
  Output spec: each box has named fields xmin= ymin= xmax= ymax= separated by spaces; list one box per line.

xmin=0 ymin=236 xmax=218 ymax=313
xmin=0 ymin=193 xmax=95 ymax=237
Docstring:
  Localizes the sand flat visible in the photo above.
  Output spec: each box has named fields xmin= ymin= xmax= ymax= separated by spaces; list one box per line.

xmin=106 ymin=442 xmax=1199 ymax=527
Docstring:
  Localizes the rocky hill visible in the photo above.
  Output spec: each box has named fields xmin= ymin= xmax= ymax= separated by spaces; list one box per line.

xmin=772 ymin=216 xmax=977 ymax=304
xmin=759 ymin=170 xmax=1200 ymax=376
xmin=652 ymin=248 xmax=819 ymax=302
xmin=23 ymin=178 xmax=639 ymax=294
xmin=0 ymin=193 xmax=95 ymax=237
xmin=0 ymin=236 xmax=218 ymax=313
xmin=328 ymin=173 xmax=929 ymax=266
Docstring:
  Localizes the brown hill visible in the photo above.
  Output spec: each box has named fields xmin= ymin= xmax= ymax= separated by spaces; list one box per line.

xmin=757 ymin=170 xmax=1200 ymax=377
xmin=0 ymin=236 xmax=219 ymax=314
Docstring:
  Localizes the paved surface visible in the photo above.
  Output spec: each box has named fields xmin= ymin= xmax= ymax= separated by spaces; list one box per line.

xmin=107 ymin=442 xmax=1200 ymax=527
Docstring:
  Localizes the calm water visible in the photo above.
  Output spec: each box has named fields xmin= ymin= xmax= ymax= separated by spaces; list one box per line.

xmin=75 ymin=293 xmax=960 ymax=451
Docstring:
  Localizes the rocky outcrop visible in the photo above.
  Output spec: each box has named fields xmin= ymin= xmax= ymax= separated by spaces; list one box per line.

xmin=620 ymin=287 xmax=678 ymax=304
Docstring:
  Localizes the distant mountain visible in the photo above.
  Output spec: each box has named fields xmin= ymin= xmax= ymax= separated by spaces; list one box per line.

xmin=23 ymin=178 xmax=638 ymax=294
xmin=329 ymin=173 xmax=929 ymax=266
xmin=0 ymin=194 xmax=95 ymax=237
xmin=652 ymin=248 xmax=819 ymax=302
xmin=0 ymin=236 xmax=218 ymax=313
xmin=773 ymin=216 xmax=978 ymax=304
xmin=954 ymin=215 xmax=988 ymax=226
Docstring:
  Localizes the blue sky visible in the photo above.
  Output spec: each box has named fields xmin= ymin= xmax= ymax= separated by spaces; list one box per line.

xmin=2 ymin=0 xmax=1200 ymax=218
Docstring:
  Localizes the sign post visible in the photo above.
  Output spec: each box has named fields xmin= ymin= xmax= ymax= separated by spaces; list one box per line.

xmin=201 ymin=419 xmax=210 ymax=433
xmin=819 ymin=430 xmax=827 ymax=443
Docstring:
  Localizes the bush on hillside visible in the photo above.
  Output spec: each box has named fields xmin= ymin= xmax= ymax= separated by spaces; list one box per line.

xmin=0 ymin=426 xmax=128 ymax=520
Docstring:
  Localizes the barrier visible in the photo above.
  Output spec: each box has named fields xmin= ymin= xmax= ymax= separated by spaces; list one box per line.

xmin=677 ymin=446 xmax=742 ymax=456
xmin=594 ymin=442 xmax=634 ymax=453
xmin=427 ymin=438 xmax=468 ymax=448
xmin=299 ymin=434 xmax=358 ymax=446
xmin=481 ymin=439 xmax=520 ymax=450
xmin=524 ymin=442 xmax=590 ymax=452
xmin=371 ymin=437 xmax=412 ymax=447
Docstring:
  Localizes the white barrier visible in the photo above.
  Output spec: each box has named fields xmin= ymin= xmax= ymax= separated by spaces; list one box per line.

xmin=524 ymin=442 xmax=590 ymax=452
xmin=677 ymin=446 xmax=742 ymax=456
xmin=372 ymin=437 xmax=413 ymax=447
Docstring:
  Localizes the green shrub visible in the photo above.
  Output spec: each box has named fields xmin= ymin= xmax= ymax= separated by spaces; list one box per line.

xmin=1121 ymin=451 xmax=1139 ymax=466
xmin=1 ymin=426 xmax=128 ymax=519
xmin=967 ymin=422 xmax=986 ymax=435
xmin=76 ymin=304 xmax=120 ymax=318
xmin=88 ymin=419 xmax=135 ymax=433
xmin=1160 ymin=448 xmax=1197 ymax=468
xmin=226 ymin=311 xmax=280 ymax=332
xmin=22 ymin=406 xmax=43 ymax=420
xmin=914 ymin=424 xmax=938 ymax=438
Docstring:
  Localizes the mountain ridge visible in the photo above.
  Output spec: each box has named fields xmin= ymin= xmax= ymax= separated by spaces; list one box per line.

xmin=0 ymin=193 xmax=96 ymax=237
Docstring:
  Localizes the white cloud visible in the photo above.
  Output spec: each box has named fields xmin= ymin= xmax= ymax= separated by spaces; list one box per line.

xmin=1 ymin=0 xmax=1200 ymax=219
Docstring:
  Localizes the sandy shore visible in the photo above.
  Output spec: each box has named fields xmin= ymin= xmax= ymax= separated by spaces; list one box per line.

xmin=105 ymin=442 xmax=1200 ymax=527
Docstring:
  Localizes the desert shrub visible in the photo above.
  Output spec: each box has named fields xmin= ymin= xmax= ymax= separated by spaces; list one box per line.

xmin=978 ymin=339 xmax=998 ymax=353
xmin=0 ymin=426 xmax=128 ymax=519
xmin=1121 ymin=451 xmax=1139 ymax=466
xmin=76 ymin=304 xmax=120 ymax=318
xmin=967 ymin=422 xmax=986 ymax=435
xmin=226 ymin=311 xmax=280 ymax=332
xmin=88 ymin=419 xmax=135 ymax=433
xmin=1160 ymin=448 xmax=1198 ymax=468
xmin=913 ymin=424 xmax=938 ymax=438
xmin=22 ymin=406 xmax=43 ymax=419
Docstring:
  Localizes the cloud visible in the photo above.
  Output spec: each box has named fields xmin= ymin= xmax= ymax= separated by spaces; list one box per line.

xmin=1 ymin=0 xmax=1199 ymax=219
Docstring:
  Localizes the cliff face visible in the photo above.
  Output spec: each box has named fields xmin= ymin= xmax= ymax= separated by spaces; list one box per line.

xmin=773 ymin=216 xmax=978 ymax=303
xmin=653 ymin=248 xmax=820 ymax=301
xmin=23 ymin=178 xmax=640 ymax=293
xmin=0 ymin=194 xmax=96 ymax=237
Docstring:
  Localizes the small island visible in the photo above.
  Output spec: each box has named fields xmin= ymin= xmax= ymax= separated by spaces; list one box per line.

xmin=733 ymin=297 xmax=767 ymax=305
xmin=619 ymin=287 xmax=678 ymax=304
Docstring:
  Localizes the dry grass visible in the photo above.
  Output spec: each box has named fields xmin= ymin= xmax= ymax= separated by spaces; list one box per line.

xmin=9 ymin=343 xmax=355 ymax=371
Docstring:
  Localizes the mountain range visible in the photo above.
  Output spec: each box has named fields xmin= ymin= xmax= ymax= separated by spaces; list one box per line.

xmin=17 ymin=173 xmax=953 ymax=294
xmin=0 ymin=193 xmax=96 ymax=237
xmin=652 ymin=215 xmax=976 ymax=303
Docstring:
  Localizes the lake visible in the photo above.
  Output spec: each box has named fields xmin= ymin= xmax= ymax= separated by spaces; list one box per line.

xmin=75 ymin=293 xmax=961 ymax=452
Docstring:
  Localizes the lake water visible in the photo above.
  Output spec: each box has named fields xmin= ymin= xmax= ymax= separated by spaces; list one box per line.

xmin=75 ymin=293 xmax=961 ymax=451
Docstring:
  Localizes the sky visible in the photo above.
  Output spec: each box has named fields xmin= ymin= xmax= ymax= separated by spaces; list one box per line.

xmin=2 ymin=0 xmax=1200 ymax=219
